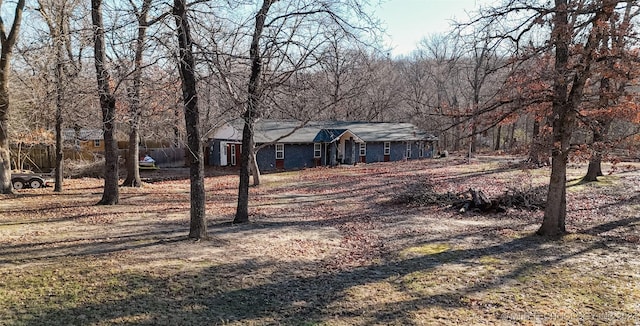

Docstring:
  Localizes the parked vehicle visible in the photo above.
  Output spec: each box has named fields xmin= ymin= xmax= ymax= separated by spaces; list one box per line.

xmin=10 ymin=172 xmax=52 ymax=189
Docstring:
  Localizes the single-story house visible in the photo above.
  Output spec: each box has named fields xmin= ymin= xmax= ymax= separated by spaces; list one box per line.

xmin=60 ymin=128 xmax=105 ymax=160
xmin=62 ymin=128 xmax=105 ymax=153
xmin=209 ymin=119 xmax=437 ymax=172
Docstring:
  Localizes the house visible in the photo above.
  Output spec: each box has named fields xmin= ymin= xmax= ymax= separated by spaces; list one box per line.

xmin=63 ymin=128 xmax=104 ymax=152
xmin=209 ymin=119 xmax=437 ymax=172
xmin=62 ymin=128 xmax=105 ymax=160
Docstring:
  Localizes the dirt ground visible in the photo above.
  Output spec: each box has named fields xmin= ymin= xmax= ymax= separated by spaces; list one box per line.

xmin=1 ymin=155 xmax=639 ymax=325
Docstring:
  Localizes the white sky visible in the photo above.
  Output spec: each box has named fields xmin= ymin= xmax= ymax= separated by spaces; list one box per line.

xmin=376 ymin=0 xmax=492 ymax=57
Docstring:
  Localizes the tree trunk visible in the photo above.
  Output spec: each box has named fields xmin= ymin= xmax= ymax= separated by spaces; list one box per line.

xmin=584 ymin=70 xmax=613 ymax=182
xmin=470 ymin=125 xmax=477 ymax=154
xmin=40 ymin=0 xmax=69 ymax=192
xmin=494 ymin=125 xmax=501 ymax=151
xmin=528 ymin=119 xmax=540 ymax=161
xmin=538 ymin=0 xmax=615 ymax=236
xmin=508 ymin=123 xmax=516 ymax=150
xmin=0 ymin=0 xmax=25 ymax=194
xmin=453 ymin=117 xmax=461 ymax=152
xmin=123 ymin=0 xmax=151 ymax=188
xmin=539 ymin=0 xmax=571 ymax=237
xmin=235 ymin=122 xmax=252 ymax=223
xmin=92 ymin=0 xmax=119 ymax=205
xmin=0 ymin=97 xmax=11 ymax=194
xmin=38 ymin=0 xmax=77 ymax=192
xmin=539 ymin=149 xmax=568 ymax=236
xmin=250 ymin=148 xmax=261 ymax=186
xmin=54 ymin=57 xmax=64 ymax=192
xmin=528 ymin=119 xmax=549 ymax=166
xmin=174 ymin=0 xmax=206 ymax=239
xmin=99 ymin=112 xmax=119 ymax=205
xmin=584 ymin=157 xmax=602 ymax=182
xmin=235 ymin=0 xmax=275 ymax=223
xmin=171 ymin=104 xmax=181 ymax=147
xmin=122 ymin=128 xmax=141 ymax=187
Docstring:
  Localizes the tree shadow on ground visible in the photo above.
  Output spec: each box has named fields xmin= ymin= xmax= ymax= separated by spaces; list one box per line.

xmin=11 ymin=215 xmax=638 ymax=325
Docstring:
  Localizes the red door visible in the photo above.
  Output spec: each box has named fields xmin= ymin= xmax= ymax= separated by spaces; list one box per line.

xmin=275 ymin=159 xmax=284 ymax=170
xmin=226 ymin=144 xmax=241 ymax=166
xmin=235 ymin=144 xmax=242 ymax=167
xmin=227 ymin=144 xmax=234 ymax=166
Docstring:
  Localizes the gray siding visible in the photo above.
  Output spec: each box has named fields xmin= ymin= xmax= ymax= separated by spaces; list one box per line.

xmin=390 ymin=142 xmax=405 ymax=161
xmin=362 ymin=141 xmax=405 ymax=162
xmin=210 ymin=138 xmax=436 ymax=171
xmin=365 ymin=142 xmax=384 ymax=162
xmin=256 ymin=143 xmax=316 ymax=171
xmin=256 ymin=144 xmax=276 ymax=171
xmin=284 ymin=144 xmax=315 ymax=170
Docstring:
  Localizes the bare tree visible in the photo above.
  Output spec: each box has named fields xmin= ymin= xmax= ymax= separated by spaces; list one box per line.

xmin=462 ymin=29 xmax=503 ymax=155
xmin=229 ymin=0 xmax=378 ymax=223
xmin=413 ymin=34 xmax=466 ymax=152
xmin=581 ymin=2 xmax=639 ymax=182
xmin=469 ymin=0 xmax=629 ymax=235
xmin=37 ymin=0 xmax=83 ymax=192
xmin=174 ymin=0 xmax=206 ymax=239
xmin=0 ymin=0 xmax=26 ymax=194
xmin=233 ymin=0 xmax=274 ymax=223
xmin=315 ymin=35 xmax=371 ymax=121
xmin=539 ymin=0 xmax=621 ymax=236
xmin=122 ymin=0 xmax=153 ymax=187
xmin=92 ymin=0 xmax=119 ymax=205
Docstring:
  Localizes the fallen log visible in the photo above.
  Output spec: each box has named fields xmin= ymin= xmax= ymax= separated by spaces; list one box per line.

xmin=455 ymin=188 xmax=506 ymax=213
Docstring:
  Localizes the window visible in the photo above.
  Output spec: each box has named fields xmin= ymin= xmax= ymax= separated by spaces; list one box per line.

xmin=230 ymin=145 xmax=236 ymax=165
xmin=383 ymin=142 xmax=391 ymax=155
xmin=359 ymin=143 xmax=366 ymax=156
xmin=275 ymin=143 xmax=284 ymax=159
xmin=406 ymin=142 xmax=412 ymax=158
xmin=314 ymin=143 xmax=321 ymax=158
xmin=93 ymin=139 xmax=101 ymax=147
xmin=419 ymin=142 xmax=424 ymax=158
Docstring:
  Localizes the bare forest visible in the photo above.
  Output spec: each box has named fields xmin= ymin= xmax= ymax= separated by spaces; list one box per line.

xmin=1 ymin=1 xmax=640 ymax=323
xmin=8 ymin=1 xmax=636 ymax=178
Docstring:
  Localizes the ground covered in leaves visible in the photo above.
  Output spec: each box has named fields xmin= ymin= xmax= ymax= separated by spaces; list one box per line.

xmin=1 ymin=155 xmax=639 ymax=325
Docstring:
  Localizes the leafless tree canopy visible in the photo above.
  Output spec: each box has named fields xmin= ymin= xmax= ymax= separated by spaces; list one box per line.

xmin=2 ymin=0 xmax=640 ymax=232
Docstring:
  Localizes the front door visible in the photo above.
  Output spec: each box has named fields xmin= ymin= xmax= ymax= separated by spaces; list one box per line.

xmin=235 ymin=144 xmax=242 ymax=167
xmin=228 ymin=144 xmax=241 ymax=166
xmin=230 ymin=144 xmax=236 ymax=165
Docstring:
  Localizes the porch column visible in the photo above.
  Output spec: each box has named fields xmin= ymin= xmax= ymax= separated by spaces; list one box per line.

xmin=330 ymin=142 xmax=337 ymax=166
xmin=350 ymin=139 xmax=356 ymax=165
xmin=344 ymin=139 xmax=351 ymax=164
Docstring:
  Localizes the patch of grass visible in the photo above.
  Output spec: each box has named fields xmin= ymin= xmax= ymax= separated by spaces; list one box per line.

xmin=561 ymin=233 xmax=600 ymax=243
xmin=478 ymin=255 xmax=502 ymax=265
xmin=567 ymin=175 xmax=621 ymax=192
xmin=399 ymin=243 xmax=451 ymax=258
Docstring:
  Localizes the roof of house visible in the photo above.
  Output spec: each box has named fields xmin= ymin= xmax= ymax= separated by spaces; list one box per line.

xmin=62 ymin=128 xmax=103 ymax=141
xmin=223 ymin=119 xmax=437 ymax=143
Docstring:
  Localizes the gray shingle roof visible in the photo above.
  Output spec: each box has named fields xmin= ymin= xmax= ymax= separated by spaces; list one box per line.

xmin=226 ymin=119 xmax=437 ymax=143
xmin=62 ymin=128 xmax=103 ymax=141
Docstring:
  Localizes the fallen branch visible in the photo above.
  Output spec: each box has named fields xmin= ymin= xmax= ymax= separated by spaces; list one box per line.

xmin=453 ymin=188 xmax=506 ymax=213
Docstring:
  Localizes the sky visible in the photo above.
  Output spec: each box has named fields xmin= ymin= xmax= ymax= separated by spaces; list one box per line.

xmin=375 ymin=0 xmax=490 ymax=57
